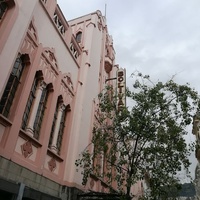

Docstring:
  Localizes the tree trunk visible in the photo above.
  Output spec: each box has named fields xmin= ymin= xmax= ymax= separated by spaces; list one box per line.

xmin=126 ymin=186 xmax=132 ymax=200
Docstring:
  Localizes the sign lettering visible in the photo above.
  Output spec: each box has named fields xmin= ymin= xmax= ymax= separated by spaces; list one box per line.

xmin=116 ymin=68 xmax=126 ymax=111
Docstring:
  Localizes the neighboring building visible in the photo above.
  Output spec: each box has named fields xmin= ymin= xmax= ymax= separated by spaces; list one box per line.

xmin=0 ymin=0 xmax=139 ymax=199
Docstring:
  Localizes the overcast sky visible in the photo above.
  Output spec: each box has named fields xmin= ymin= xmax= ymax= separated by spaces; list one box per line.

xmin=57 ymin=0 xmax=200 ymax=182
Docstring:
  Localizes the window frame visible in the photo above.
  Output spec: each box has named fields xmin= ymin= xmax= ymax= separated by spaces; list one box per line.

xmin=21 ymin=77 xmax=38 ymax=130
xmin=0 ymin=56 xmax=25 ymax=118
xmin=48 ymin=99 xmax=59 ymax=147
xmin=75 ymin=31 xmax=82 ymax=43
xmin=56 ymin=106 xmax=67 ymax=154
xmin=0 ymin=1 xmax=8 ymax=21
xmin=33 ymin=84 xmax=49 ymax=139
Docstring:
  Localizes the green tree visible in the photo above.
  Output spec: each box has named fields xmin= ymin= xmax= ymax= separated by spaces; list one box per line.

xmin=75 ymin=72 xmax=200 ymax=200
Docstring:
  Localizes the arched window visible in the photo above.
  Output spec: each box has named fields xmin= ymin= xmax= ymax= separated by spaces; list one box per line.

xmin=48 ymin=99 xmax=59 ymax=147
xmin=21 ymin=77 xmax=38 ymax=130
xmin=75 ymin=31 xmax=82 ymax=43
xmin=0 ymin=55 xmax=25 ymax=117
xmin=49 ymin=98 xmax=69 ymax=155
xmin=33 ymin=83 xmax=49 ymax=139
xmin=56 ymin=105 xmax=68 ymax=154
xmin=21 ymin=73 xmax=51 ymax=139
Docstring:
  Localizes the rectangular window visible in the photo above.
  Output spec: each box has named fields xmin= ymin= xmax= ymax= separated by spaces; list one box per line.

xmin=21 ymin=78 xmax=38 ymax=130
xmin=33 ymin=86 xmax=49 ymax=139
xmin=56 ymin=107 xmax=67 ymax=154
xmin=48 ymin=100 xmax=59 ymax=147
xmin=0 ymin=57 xmax=25 ymax=117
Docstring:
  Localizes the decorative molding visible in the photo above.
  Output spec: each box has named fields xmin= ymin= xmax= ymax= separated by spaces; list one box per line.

xmin=28 ymin=18 xmax=39 ymax=43
xmin=86 ymin=22 xmax=96 ymax=28
xmin=83 ymin=49 xmax=88 ymax=55
xmin=70 ymin=42 xmax=79 ymax=59
xmin=48 ymin=157 xmax=56 ymax=172
xmin=75 ymin=28 xmax=83 ymax=34
xmin=41 ymin=0 xmax=47 ymax=4
xmin=20 ymin=36 xmax=37 ymax=62
xmin=43 ymin=47 xmax=58 ymax=69
xmin=98 ymin=22 xmax=102 ymax=31
xmin=63 ymin=73 xmax=73 ymax=88
xmin=85 ymin=62 xmax=91 ymax=67
xmin=96 ymin=10 xmax=102 ymax=18
xmin=21 ymin=140 xmax=33 ymax=158
xmin=20 ymin=19 xmax=39 ymax=62
xmin=39 ymin=58 xmax=56 ymax=85
xmin=104 ymin=61 xmax=112 ymax=73
xmin=53 ymin=12 xmax=66 ymax=35
xmin=57 ymin=72 xmax=74 ymax=106
xmin=62 ymin=72 xmax=74 ymax=91
xmin=19 ymin=129 xmax=42 ymax=148
xmin=78 ymin=81 xmax=83 ymax=86
xmin=60 ymin=84 xmax=73 ymax=106
xmin=38 ymin=47 xmax=59 ymax=86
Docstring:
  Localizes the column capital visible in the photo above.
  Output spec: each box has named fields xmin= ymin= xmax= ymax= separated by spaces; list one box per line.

xmin=58 ymin=104 xmax=66 ymax=112
xmin=38 ymin=80 xmax=46 ymax=90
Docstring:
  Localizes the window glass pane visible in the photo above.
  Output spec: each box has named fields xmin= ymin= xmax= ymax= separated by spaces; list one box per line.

xmin=33 ymin=86 xmax=49 ymax=139
xmin=21 ymin=78 xmax=38 ymax=130
xmin=0 ymin=2 xmax=8 ymax=20
xmin=0 ymin=56 xmax=25 ymax=117
xmin=76 ymin=32 xmax=82 ymax=43
xmin=49 ymin=100 xmax=59 ymax=147
xmin=12 ymin=58 xmax=21 ymax=76
xmin=57 ymin=107 xmax=67 ymax=154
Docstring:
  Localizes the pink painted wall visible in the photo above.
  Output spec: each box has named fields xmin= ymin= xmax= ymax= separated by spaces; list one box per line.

xmin=0 ymin=0 xmax=142 ymax=198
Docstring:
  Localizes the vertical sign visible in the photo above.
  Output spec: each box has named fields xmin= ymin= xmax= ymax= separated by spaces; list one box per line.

xmin=116 ymin=68 xmax=126 ymax=111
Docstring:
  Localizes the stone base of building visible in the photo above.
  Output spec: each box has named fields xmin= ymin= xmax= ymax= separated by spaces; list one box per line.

xmin=0 ymin=156 xmax=82 ymax=200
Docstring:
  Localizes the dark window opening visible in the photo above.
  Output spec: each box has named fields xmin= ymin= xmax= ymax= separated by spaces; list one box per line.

xmin=0 ymin=1 xmax=8 ymax=20
xmin=0 ymin=189 xmax=15 ymax=200
xmin=76 ymin=31 xmax=82 ymax=43
xmin=0 ymin=56 xmax=25 ymax=117
xmin=33 ymin=84 xmax=49 ymax=139
xmin=48 ymin=99 xmax=59 ymax=147
xmin=57 ymin=105 xmax=68 ymax=154
xmin=21 ymin=76 xmax=38 ymax=130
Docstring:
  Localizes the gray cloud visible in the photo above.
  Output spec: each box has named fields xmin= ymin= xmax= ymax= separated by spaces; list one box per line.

xmin=58 ymin=0 xmax=200 ymax=181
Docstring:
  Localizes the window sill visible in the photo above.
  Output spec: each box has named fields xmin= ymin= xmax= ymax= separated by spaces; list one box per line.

xmin=0 ymin=114 xmax=12 ymax=126
xmin=47 ymin=148 xmax=63 ymax=162
xmin=19 ymin=129 xmax=42 ymax=148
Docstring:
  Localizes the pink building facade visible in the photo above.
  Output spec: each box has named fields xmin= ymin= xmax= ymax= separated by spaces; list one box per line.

xmin=0 ymin=0 xmax=144 ymax=199
xmin=0 ymin=0 xmax=122 ymax=199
